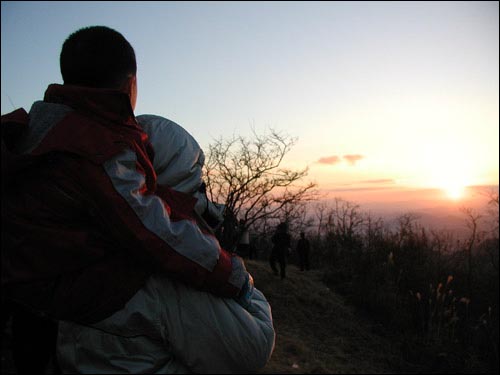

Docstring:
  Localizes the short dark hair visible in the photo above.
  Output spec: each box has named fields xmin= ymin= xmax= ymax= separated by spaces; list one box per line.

xmin=60 ymin=26 xmax=136 ymax=89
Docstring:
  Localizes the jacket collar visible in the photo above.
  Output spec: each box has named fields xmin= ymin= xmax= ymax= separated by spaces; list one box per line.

xmin=43 ymin=84 xmax=138 ymax=128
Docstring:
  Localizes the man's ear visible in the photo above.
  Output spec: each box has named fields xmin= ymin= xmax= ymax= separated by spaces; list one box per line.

xmin=123 ymin=75 xmax=137 ymax=111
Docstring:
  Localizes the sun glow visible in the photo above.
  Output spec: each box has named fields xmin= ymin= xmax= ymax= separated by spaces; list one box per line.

xmin=443 ymin=183 xmax=465 ymax=200
xmin=432 ymin=167 xmax=469 ymax=200
xmin=417 ymin=141 xmax=476 ymax=201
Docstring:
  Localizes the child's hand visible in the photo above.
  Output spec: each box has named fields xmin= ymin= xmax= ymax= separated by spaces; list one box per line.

xmin=235 ymin=272 xmax=255 ymax=309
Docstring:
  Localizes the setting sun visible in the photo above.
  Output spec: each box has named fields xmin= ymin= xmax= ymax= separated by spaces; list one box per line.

xmin=443 ymin=183 xmax=465 ymax=200
xmin=434 ymin=171 xmax=469 ymax=200
xmin=415 ymin=138 xmax=480 ymax=201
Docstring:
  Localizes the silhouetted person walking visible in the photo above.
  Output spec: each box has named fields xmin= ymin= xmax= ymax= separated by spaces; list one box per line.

xmin=270 ymin=222 xmax=291 ymax=279
xmin=296 ymin=232 xmax=311 ymax=271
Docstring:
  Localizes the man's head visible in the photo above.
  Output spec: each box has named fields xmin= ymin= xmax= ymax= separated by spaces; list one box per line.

xmin=60 ymin=26 xmax=137 ymax=108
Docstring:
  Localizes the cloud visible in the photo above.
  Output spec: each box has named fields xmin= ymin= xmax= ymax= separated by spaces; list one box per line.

xmin=317 ymin=155 xmax=341 ymax=165
xmin=343 ymin=154 xmax=364 ymax=165
xmin=317 ymin=154 xmax=366 ymax=166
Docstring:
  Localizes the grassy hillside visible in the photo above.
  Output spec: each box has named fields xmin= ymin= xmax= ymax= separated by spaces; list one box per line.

xmin=246 ymin=259 xmax=413 ymax=374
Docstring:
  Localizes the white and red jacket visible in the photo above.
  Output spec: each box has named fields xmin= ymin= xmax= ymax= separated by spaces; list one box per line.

xmin=57 ymin=114 xmax=275 ymax=373
xmin=137 ymin=114 xmax=225 ymax=230
xmin=1 ymin=84 xmax=245 ymax=324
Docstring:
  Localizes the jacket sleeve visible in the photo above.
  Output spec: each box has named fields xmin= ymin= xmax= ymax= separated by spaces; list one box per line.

xmin=153 ymin=275 xmax=276 ymax=374
xmin=84 ymin=147 xmax=245 ymax=297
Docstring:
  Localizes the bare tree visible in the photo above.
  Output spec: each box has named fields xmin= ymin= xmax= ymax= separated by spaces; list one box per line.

xmin=319 ymin=198 xmax=365 ymax=249
xmin=478 ymin=189 xmax=499 ymax=272
xmin=460 ymin=206 xmax=483 ymax=296
xmin=330 ymin=198 xmax=364 ymax=242
xmin=203 ymin=129 xmax=317 ymax=231
xmin=481 ymin=189 xmax=499 ymax=237
xmin=277 ymin=200 xmax=315 ymax=235
xmin=314 ymin=202 xmax=329 ymax=239
xmin=395 ymin=212 xmax=421 ymax=248
xmin=363 ymin=212 xmax=386 ymax=251
xmin=430 ymin=229 xmax=455 ymax=279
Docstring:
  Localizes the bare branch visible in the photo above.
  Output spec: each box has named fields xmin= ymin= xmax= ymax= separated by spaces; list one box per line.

xmin=203 ymin=128 xmax=317 ymax=234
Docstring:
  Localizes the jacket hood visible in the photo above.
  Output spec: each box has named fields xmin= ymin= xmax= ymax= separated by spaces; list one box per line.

xmin=137 ymin=114 xmax=205 ymax=194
